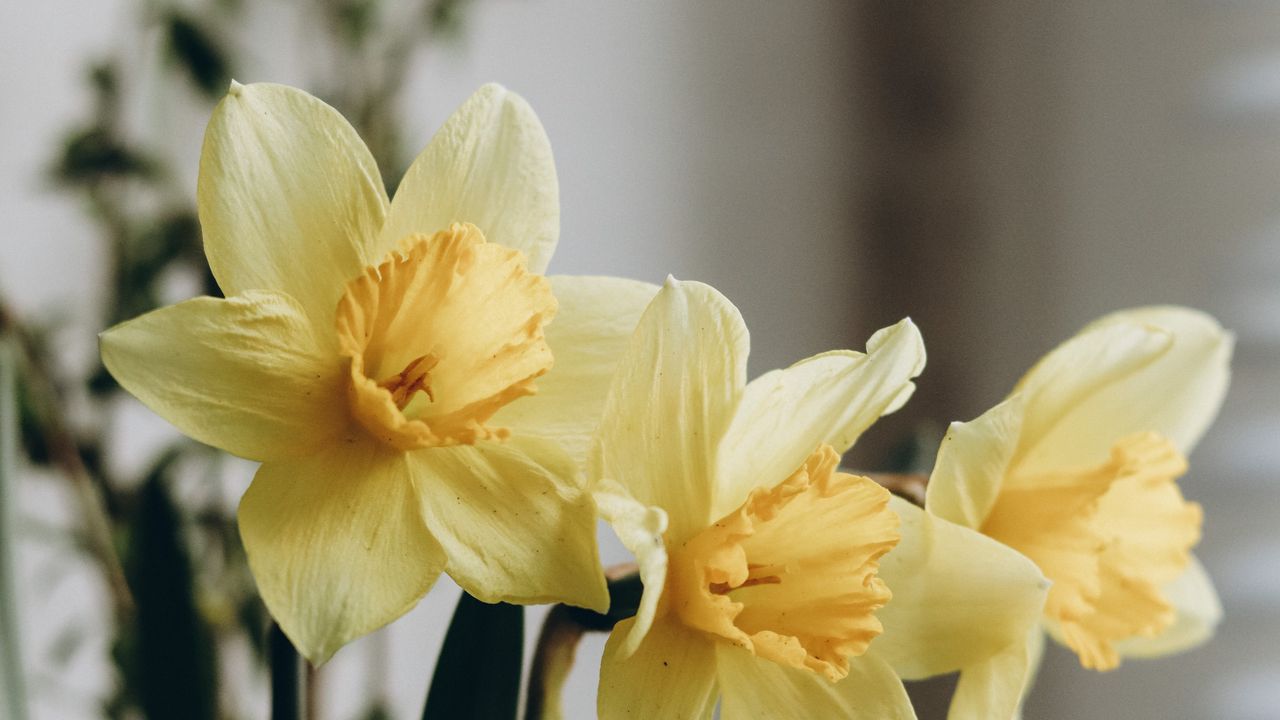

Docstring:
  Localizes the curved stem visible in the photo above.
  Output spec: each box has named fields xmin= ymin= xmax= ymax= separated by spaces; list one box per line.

xmin=269 ymin=623 xmax=306 ymax=720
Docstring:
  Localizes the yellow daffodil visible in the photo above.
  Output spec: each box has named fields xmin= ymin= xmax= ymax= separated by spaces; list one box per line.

xmin=592 ymin=279 xmax=1049 ymax=719
xmin=927 ymin=306 xmax=1232 ymax=717
xmin=100 ymin=82 xmax=657 ymax=663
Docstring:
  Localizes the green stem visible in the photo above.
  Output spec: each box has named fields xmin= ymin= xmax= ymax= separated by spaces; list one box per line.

xmin=269 ymin=623 xmax=305 ymax=720
xmin=0 ymin=337 xmax=29 ymax=719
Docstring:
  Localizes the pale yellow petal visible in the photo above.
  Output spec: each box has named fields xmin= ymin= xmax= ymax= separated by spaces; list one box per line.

xmin=493 ymin=275 xmax=660 ymax=467
xmin=1014 ymin=308 xmax=1232 ymax=474
xmin=594 ymin=479 xmax=669 ymax=658
xmin=1114 ymin=554 xmax=1221 ymax=659
xmin=713 ymin=319 xmax=925 ymax=517
xmin=1011 ymin=321 xmax=1171 ymax=474
xmin=380 ymin=84 xmax=559 ymax=273
xmin=238 ymin=438 xmax=445 ymax=665
xmin=948 ymin=628 xmax=1045 ymax=720
xmin=100 ymin=291 xmax=347 ymax=461
xmin=198 ymin=82 xmax=389 ymax=326
xmin=717 ymin=645 xmax=915 ymax=720
xmin=593 ymin=279 xmax=748 ymax=544
xmin=410 ymin=436 xmax=607 ymax=611
xmin=926 ymin=396 xmax=1025 ymax=529
xmin=874 ymin=497 xmax=1048 ymax=680
xmin=598 ymin=618 xmax=718 ymax=720
xmin=1058 ymin=306 xmax=1233 ymax=455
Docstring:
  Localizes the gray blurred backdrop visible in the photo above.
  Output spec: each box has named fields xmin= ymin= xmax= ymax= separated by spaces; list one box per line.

xmin=1 ymin=1 xmax=1277 ymax=718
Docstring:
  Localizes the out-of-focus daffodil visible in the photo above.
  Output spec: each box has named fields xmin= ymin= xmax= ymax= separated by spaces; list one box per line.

xmin=100 ymin=82 xmax=656 ymax=663
xmin=592 ymin=279 xmax=1048 ymax=719
xmin=928 ymin=307 xmax=1232 ymax=717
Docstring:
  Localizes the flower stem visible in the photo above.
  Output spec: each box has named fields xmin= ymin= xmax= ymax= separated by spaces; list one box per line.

xmin=270 ymin=623 xmax=306 ymax=720
xmin=0 ymin=337 xmax=30 ymax=720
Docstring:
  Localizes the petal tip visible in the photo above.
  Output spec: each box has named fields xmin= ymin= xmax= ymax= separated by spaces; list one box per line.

xmin=227 ymin=78 xmax=244 ymax=96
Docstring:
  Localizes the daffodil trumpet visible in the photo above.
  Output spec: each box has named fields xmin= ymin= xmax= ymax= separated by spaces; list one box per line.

xmin=589 ymin=279 xmax=1049 ymax=720
xmin=927 ymin=306 xmax=1231 ymax=717
xmin=99 ymin=81 xmax=661 ymax=664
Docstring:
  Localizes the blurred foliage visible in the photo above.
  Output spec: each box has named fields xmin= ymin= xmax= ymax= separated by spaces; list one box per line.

xmin=164 ymin=11 xmax=233 ymax=98
xmin=113 ymin=454 xmax=218 ymax=720
xmin=2 ymin=0 xmax=477 ymax=717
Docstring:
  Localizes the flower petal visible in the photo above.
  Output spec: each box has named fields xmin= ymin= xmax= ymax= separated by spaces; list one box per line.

xmin=714 ymin=319 xmax=924 ymax=517
xmin=198 ymin=82 xmax=389 ymax=326
xmin=238 ymin=438 xmax=445 ymax=665
xmin=948 ymin=628 xmax=1045 ymax=720
xmin=1012 ymin=320 xmax=1171 ymax=474
xmin=716 ymin=645 xmax=915 ymax=720
xmin=493 ymin=275 xmax=660 ymax=467
xmin=926 ymin=396 xmax=1025 ymax=529
xmin=100 ymin=291 xmax=347 ymax=461
xmin=410 ymin=436 xmax=607 ymax=611
xmin=598 ymin=618 xmax=719 ymax=720
xmin=1072 ymin=306 xmax=1233 ymax=455
xmin=593 ymin=279 xmax=748 ymax=544
xmin=380 ymin=84 xmax=559 ymax=274
xmin=873 ymin=497 xmax=1049 ymax=680
xmin=1014 ymin=307 xmax=1232 ymax=474
xmin=594 ymin=479 xmax=669 ymax=658
xmin=1115 ymin=554 xmax=1222 ymax=659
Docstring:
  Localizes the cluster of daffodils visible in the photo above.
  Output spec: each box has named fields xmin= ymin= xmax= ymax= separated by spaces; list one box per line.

xmin=99 ymin=82 xmax=1231 ymax=718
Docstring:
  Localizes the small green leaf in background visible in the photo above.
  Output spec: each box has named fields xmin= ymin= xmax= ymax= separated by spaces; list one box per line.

xmin=122 ymin=457 xmax=217 ymax=720
xmin=53 ymin=128 xmax=155 ymax=184
xmin=423 ymin=593 xmax=523 ymax=720
xmin=164 ymin=12 xmax=231 ymax=98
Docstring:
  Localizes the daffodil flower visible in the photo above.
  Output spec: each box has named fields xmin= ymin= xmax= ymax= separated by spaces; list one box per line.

xmin=927 ymin=307 xmax=1232 ymax=717
xmin=592 ymin=279 xmax=1048 ymax=719
xmin=100 ymin=82 xmax=657 ymax=663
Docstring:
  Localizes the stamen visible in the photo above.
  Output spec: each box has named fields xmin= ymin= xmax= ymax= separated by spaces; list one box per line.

xmin=377 ymin=353 xmax=439 ymax=408
xmin=334 ymin=223 xmax=556 ymax=450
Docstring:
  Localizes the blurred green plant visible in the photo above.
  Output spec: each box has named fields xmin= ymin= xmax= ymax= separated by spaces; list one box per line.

xmin=1 ymin=0 xmax=476 ymax=717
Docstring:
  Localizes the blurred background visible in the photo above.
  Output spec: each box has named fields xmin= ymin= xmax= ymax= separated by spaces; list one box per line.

xmin=1 ymin=1 xmax=1277 ymax=718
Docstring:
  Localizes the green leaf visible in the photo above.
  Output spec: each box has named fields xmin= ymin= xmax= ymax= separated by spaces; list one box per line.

xmin=123 ymin=459 xmax=218 ymax=720
xmin=423 ymin=593 xmax=523 ymax=720
xmin=164 ymin=13 xmax=231 ymax=98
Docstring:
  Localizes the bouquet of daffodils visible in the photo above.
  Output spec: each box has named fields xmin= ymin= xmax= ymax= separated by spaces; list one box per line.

xmin=98 ymin=82 xmax=1230 ymax=719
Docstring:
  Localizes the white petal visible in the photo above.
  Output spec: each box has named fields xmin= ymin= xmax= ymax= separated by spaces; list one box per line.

xmin=380 ymin=84 xmax=560 ymax=273
xmin=714 ymin=319 xmax=924 ymax=518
